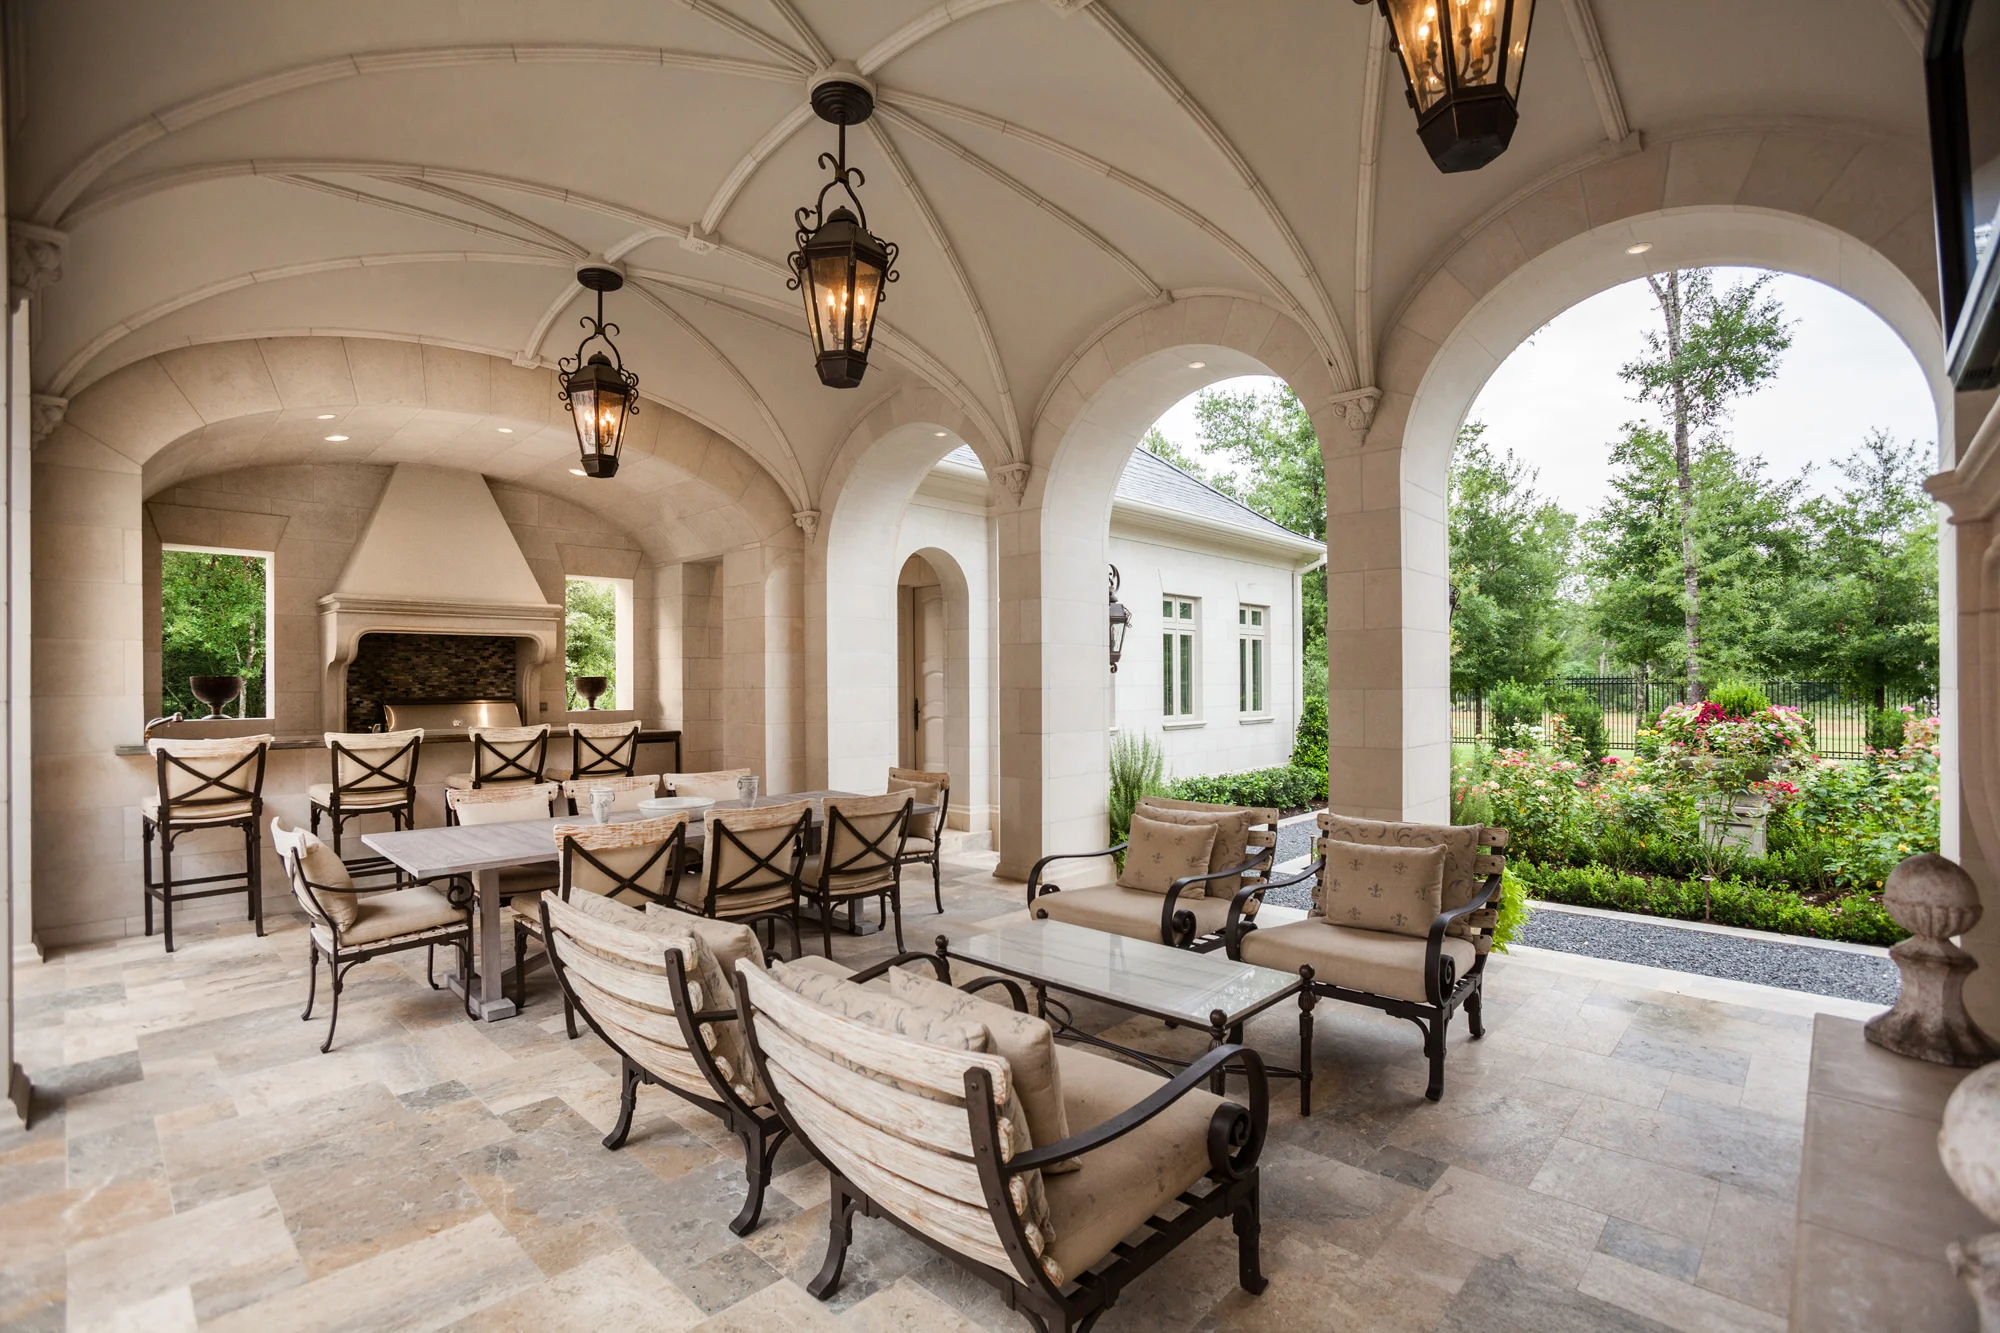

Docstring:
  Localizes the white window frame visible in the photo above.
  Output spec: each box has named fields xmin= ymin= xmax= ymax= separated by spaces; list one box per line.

xmin=161 ymin=542 xmax=275 ymax=719
xmin=1161 ymin=595 xmax=1201 ymax=725
xmin=565 ymin=574 xmax=635 ymax=711
xmin=1238 ymin=604 xmax=1269 ymax=720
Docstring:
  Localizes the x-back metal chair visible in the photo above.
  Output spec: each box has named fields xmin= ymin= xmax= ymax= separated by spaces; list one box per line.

xmin=142 ymin=735 xmax=273 ymax=952
xmin=888 ymin=767 xmax=951 ymax=913
xmin=800 ymin=792 xmax=912 ymax=956
xmin=568 ymin=718 xmax=642 ymax=779
xmin=310 ymin=728 xmax=422 ymax=874
xmin=444 ymin=724 xmax=551 ymax=819
xmin=679 ymin=800 xmax=811 ymax=959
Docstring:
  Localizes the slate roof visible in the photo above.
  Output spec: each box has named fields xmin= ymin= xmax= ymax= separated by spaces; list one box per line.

xmin=938 ymin=444 xmax=1314 ymax=546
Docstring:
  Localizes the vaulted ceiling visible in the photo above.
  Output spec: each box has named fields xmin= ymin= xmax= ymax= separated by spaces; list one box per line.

xmin=13 ymin=0 xmax=1928 ymax=525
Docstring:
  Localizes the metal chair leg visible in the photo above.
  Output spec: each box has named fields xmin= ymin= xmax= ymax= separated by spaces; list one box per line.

xmin=141 ymin=819 xmax=156 ymax=938
xmin=932 ymin=854 xmax=943 ymax=914
xmin=160 ymin=828 xmax=177 ymax=954
xmin=302 ymin=938 xmax=319 ymax=1019
xmin=248 ymin=820 xmax=264 ymax=934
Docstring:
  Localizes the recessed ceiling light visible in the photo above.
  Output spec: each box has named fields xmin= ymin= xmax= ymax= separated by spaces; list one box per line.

xmin=324 ymin=434 xmax=348 ymax=442
xmin=1187 ymin=360 xmax=1206 ymax=369
xmin=934 ymin=430 xmax=948 ymax=437
xmin=569 ymin=467 xmax=586 ymax=476
xmin=497 ymin=427 xmax=513 ymax=434
xmin=1625 ymin=242 xmax=1653 ymax=255
xmin=316 ymin=414 xmax=336 ymax=420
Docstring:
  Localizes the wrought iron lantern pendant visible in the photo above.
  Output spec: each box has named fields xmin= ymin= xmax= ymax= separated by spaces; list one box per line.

xmin=1108 ymin=565 xmax=1132 ymax=673
xmin=789 ymin=76 xmax=900 ymax=389
xmin=1359 ymin=0 xmax=1536 ymax=173
xmin=559 ymin=266 xmax=639 ymax=478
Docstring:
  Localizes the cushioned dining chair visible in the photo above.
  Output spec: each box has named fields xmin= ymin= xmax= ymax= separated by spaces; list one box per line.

xmin=887 ymin=766 xmax=950 ymax=913
xmin=142 ymin=734 xmax=274 ymax=952
xmin=799 ymin=791 xmax=912 ymax=956
xmin=444 ymin=723 xmax=551 ymax=794
xmin=679 ymin=800 xmax=811 ymax=959
xmin=310 ymin=728 xmax=422 ymax=874
xmin=733 ymin=954 xmax=1270 ymax=1332
xmin=561 ymin=772 xmax=658 ymax=816
xmin=443 ymin=781 xmax=562 ymax=901
xmin=568 ymin=718 xmax=642 ymax=779
xmin=273 ymin=817 xmax=473 ymax=1052
xmin=511 ymin=814 xmax=689 ymax=1034
xmin=670 ymin=767 xmax=752 ymax=801
xmin=538 ymin=890 xmax=895 ymax=1234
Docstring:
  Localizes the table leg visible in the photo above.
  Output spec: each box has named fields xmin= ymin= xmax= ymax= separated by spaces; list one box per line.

xmin=1298 ymin=967 xmax=1318 ymax=1116
xmin=1209 ymin=1009 xmax=1230 ymax=1095
xmin=448 ymin=867 xmax=518 ymax=1021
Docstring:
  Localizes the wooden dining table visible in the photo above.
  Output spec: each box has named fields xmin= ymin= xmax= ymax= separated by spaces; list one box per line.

xmin=361 ymin=790 xmax=928 ymax=1020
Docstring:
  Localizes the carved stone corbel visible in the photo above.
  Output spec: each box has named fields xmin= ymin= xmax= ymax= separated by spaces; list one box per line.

xmin=7 ymin=221 xmax=66 ymax=308
xmin=29 ymin=395 xmax=66 ymax=445
xmin=792 ymin=509 xmax=821 ymax=543
xmin=993 ymin=461 xmax=1031 ymax=506
xmin=1329 ymin=386 xmax=1382 ymax=441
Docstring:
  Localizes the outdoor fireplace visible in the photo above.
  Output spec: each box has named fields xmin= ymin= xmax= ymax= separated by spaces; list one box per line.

xmin=343 ymin=633 xmax=523 ymax=732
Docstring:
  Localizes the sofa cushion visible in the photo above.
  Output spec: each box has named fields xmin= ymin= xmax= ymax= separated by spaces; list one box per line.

xmin=1034 ymin=884 xmax=1230 ymax=944
xmin=1116 ymin=813 xmax=1217 ymax=895
xmin=1238 ymin=920 xmax=1477 ymax=1004
xmin=1314 ymin=841 xmax=1445 ymax=938
xmin=887 ymin=966 xmax=1078 ymax=1173
xmin=1136 ymin=801 xmax=1252 ymax=897
xmin=306 ymin=781 xmax=409 ymax=811
xmin=320 ymin=883 xmax=463 ymax=948
xmin=1318 ymin=813 xmax=1489 ymax=914
xmin=1042 ymin=1045 xmax=1225 ymax=1281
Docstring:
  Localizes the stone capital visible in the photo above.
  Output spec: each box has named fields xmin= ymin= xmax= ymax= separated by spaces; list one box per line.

xmin=792 ymin=509 xmax=821 ymax=543
xmin=1329 ymin=386 xmax=1382 ymax=441
xmin=29 ymin=394 xmax=67 ymax=445
xmin=7 ymin=220 xmax=66 ymax=308
xmin=993 ymin=461 xmax=1031 ymax=506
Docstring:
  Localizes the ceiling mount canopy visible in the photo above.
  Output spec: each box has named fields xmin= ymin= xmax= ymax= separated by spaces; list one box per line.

xmin=1360 ymin=0 xmax=1536 ymax=173
xmin=559 ymin=265 xmax=640 ymax=479
xmin=789 ymin=66 xmax=900 ymax=390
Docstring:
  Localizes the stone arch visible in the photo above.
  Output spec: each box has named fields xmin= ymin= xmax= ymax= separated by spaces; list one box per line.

xmin=997 ymin=294 xmax=1347 ymax=875
xmin=1366 ymin=124 xmax=1948 ymax=823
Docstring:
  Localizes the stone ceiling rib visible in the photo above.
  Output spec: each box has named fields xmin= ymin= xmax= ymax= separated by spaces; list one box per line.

xmin=855 ymin=0 xmax=1027 ymax=75
xmin=1082 ymin=4 xmax=1355 ymax=388
xmin=699 ymin=103 xmax=816 ymax=235
xmin=50 ymin=251 xmax=570 ymax=396
xmin=1556 ymin=0 xmax=1633 ymax=147
xmin=32 ymin=45 xmax=802 ymax=226
xmin=1353 ymin=16 xmax=1387 ymax=388
xmin=865 ymin=119 xmax=1023 ymax=458
xmin=675 ymin=0 xmax=817 ymax=69
xmin=762 ymin=0 xmax=835 ymax=66
xmin=387 ymin=179 xmax=591 ymax=259
xmin=874 ymin=104 xmax=1162 ymax=301
xmin=272 ymin=175 xmax=572 ymax=257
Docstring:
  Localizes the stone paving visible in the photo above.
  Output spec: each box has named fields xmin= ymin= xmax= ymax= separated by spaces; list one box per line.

xmin=1 ymin=851 xmax=1876 ymax=1331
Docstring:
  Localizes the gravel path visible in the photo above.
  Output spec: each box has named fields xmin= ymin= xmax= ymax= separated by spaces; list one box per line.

xmin=1273 ymin=820 xmax=1316 ymax=867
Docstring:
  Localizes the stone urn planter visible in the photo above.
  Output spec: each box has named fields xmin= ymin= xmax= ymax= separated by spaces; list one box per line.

xmin=187 ymin=674 xmax=244 ymax=719
xmin=1697 ymin=795 xmax=1770 ymax=858
xmin=1941 ymin=1062 xmax=2000 ymax=1331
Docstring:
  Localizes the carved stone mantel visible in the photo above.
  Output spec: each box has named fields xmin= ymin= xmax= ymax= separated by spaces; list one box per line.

xmin=316 ymin=593 xmax=562 ymax=733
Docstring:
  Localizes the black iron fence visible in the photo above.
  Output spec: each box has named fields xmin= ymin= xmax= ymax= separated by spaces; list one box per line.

xmin=1451 ymin=677 xmax=1935 ymax=760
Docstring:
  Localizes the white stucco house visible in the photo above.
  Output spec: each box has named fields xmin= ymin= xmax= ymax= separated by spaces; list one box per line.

xmin=897 ymin=444 xmax=1322 ymax=838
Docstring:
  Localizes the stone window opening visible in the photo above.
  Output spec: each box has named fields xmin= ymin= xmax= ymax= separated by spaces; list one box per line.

xmin=565 ymin=575 xmax=633 ymax=711
xmin=159 ymin=543 xmax=273 ymax=720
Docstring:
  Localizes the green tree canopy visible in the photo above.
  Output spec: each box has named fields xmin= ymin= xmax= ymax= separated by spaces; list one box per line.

xmin=160 ymin=549 xmax=267 ymax=717
xmin=564 ymin=578 xmax=618 ymax=709
xmin=1449 ymin=422 xmax=1577 ymax=699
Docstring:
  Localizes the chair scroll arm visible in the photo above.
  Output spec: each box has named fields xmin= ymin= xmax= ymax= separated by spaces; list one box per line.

xmin=846 ymin=950 xmax=952 ymax=986
xmin=1159 ymin=846 xmax=1277 ymax=947
xmin=1002 ymin=1044 xmax=1268 ymax=1180
xmin=1225 ymin=858 xmax=1322 ymax=958
xmin=1024 ymin=844 xmax=1126 ymax=907
xmin=1422 ymin=873 xmax=1500 ymax=1006
xmin=960 ymin=976 xmax=1031 ymax=1012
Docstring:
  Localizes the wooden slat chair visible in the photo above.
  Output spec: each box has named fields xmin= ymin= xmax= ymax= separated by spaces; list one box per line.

xmin=537 ymin=889 xmax=898 ymax=1234
xmin=734 ymin=959 xmax=1272 ymax=1332
xmin=510 ymin=814 xmax=689 ymax=1034
xmin=141 ymin=735 xmax=274 ymax=952
xmin=669 ymin=768 xmax=751 ymax=801
xmin=272 ymin=818 xmax=473 ymax=1052
xmin=1028 ymin=796 xmax=1279 ymax=952
xmin=568 ymin=718 xmax=642 ymax=779
xmin=679 ymin=800 xmax=811 ymax=959
xmin=443 ymin=724 xmax=551 ymax=804
xmin=888 ymin=766 xmax=951 ymax=913
xmin=561 ymin=773 xmax=659 ymax=816
xmin=799 ymin=792 xmax=912 ymax=957
xmin=310 ymin=728 xmax=422 ymax=875
xmin=1224 ymin=812 xmax=1511 ymax=1102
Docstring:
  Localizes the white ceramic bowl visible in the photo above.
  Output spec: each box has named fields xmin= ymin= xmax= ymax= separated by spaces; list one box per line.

xmin=639 ymin=795 xmax=715 ymax=818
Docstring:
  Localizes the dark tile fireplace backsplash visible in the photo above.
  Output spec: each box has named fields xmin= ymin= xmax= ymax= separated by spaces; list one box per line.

xmin=346 ymin=633 xmax=519 ymax=731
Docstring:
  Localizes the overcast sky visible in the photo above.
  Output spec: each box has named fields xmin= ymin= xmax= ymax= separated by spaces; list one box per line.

xmin=1148 ymin=269 xmax=1939 ymax=519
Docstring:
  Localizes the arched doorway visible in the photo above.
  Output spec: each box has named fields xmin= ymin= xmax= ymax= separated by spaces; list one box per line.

xmin=898 ymin=553 xmax=948 ymax=774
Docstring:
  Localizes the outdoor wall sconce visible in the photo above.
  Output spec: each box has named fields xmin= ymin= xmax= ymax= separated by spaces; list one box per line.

xmin=1359 ymin=0 xmax=1536 ymax=173
xmin=1108 ymin=564 xmax=1131 ymax=673
xmin=789 ymin=72 xmax=899 ymax=388
xmin=559 ymin=265 xmax=639 ymax=478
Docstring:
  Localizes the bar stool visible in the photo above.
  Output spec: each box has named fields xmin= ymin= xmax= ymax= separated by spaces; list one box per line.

xmin=568 ymin=719 xmax=642 ymax=779
xmin=310 ymin=729 xmax=423 ymax=873
xmin=443 ymin=724 xmax=551 ymax=822
xmin=141 ymin=734 xmax=273 ymax=952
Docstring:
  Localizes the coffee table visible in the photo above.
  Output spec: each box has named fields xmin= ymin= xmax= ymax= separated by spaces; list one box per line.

xmin=940 ymin=918 xmax=1318 ymax=1113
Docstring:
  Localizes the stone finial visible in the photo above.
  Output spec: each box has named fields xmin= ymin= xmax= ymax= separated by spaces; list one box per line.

xmin=7 ymin=220 xmax=66 ymax=307
xmin=1329 ymin=386 xmax=1381 ymax=440
xmin=1866 ymin=853 xmax=2000 ymax=1066
xmin=1941 ymin=1063 xmax=2000 ymax=1331
xmin=792 ymin=509 xmax=820 ymax=543
xmin=993 ymin=461 xmax=1030 ymax=506
xmin=29 ymin=394 xmax=67 ymax=445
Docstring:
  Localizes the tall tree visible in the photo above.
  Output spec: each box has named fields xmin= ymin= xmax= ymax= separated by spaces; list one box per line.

xmin=1779 ymin=430 xmax=1939 ymax=705
xmin=160 ymin=550 xmax=267 ymax=718
xmin=1618 ymin=270 xmax=1791 ymax=698
xmin=1449 ymin=422 xmax=1576 ymax=703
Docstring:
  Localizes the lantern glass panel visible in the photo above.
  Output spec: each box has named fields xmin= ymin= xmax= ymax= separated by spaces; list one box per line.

xmin=569 ymin=383 xmax=603 ymax=448
xmin=1502 ymin=0 xmax=1533 ymax=97
xmin=1386 ymin=0 xmax=1450 ymax=112
xmin=849 ymin=254 xmax=883 ymax=352
xmin=810 ymin=250 xmax=853 ymax=352
xmin=1449 ymin=0 xmax=1505 ymax=88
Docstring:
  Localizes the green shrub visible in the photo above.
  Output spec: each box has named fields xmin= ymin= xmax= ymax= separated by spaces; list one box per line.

xmin=1867 ymin=707 xmax=1908 ymax=753
xmin=1166 ymin=765 xmax=1322 ymax=811
xmin=1491 ymin=868 xmax=1529 ymax=952
xmin=1107 ymin=730 xmax=1168 ymax=847
xmin=1291 ymin=694 xmax=1328 ymax=775
xmin=1544 ymin=686 xmax=1607 ymax=763
xmin=1705 ymin=679 xmax=1772 ymax=718
xmin=1512 ymin=861 xmax=1905 ymax=946
xmin=1489 ymin=679 xmax=1544 ymax=747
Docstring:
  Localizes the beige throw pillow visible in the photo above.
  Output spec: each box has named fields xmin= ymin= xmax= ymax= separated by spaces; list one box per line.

xmin=296 ymin=831 xmax=359 ymax=930
xmin=887 ymin=966 xmax=1078 ymax=1174
xmin=1314 ymin=840 xmax=1446 ymax=938
xmin=887 ymin=774 xmax=943 ymax=839
xmin=1116 ymin=813 xmax=1218 ymax=895
xmin=1135 ymin=805 xmax=1253 ymax=897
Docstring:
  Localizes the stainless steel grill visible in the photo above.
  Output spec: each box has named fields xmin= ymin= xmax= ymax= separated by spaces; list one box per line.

xmin=378 ymin=698 xmax=523 ymax=733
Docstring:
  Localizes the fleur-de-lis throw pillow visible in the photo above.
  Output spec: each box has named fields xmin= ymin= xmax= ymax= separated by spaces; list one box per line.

xmin=1311 ymin=840 xmax=1446 ymax=938
xmin=1116 ymin=812 xmax=1220 ymax=895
